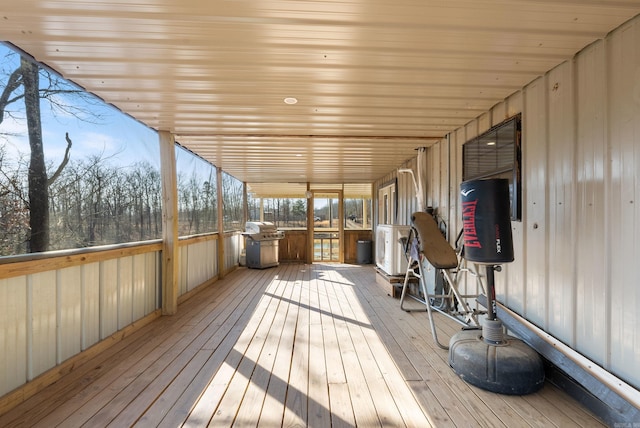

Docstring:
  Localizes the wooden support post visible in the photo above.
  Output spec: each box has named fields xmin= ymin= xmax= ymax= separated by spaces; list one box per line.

xmin=159 ymin=131 xmax=179 ymax=315
xmin=338 ymin=188 xmax=344 ymax=263
xmin=259 ymin=198 xmax=264 ymax=222
xmin=217 ymin=167 xmax=225 ymax=279
xmin=307 ymin=183 xmax=313 ymax=264
xmin=242 ymin=182 xmax=248 ymax=225
xmin=362 ymin=196 xmax=369 ymax=229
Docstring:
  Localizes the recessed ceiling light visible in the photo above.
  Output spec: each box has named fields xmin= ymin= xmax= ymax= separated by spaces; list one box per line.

xmin=487 ymin=141 xmax=496 ymax=146
xmin=284 ymin=97 xmax=298 ymax=105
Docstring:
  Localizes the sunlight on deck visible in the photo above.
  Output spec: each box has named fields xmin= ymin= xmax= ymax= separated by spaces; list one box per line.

xmin=0 ymin=263 xmax=604 ymax=427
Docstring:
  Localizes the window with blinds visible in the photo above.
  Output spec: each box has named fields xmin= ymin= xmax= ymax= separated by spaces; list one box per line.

xmin=463 ymin=114 xmax=522 ymax=220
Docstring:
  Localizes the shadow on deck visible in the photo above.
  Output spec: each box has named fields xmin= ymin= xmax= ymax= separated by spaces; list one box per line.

xmin=0 ymin=263 xmax=605 ymax=427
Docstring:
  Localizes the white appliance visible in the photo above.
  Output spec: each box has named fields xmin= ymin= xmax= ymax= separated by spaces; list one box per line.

xmin=375 ymin=224 xmax=410 ymax=276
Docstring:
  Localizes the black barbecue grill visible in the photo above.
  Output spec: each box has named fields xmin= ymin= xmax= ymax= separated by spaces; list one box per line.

xmin=242 ymin=221 xmax=285 ymax=268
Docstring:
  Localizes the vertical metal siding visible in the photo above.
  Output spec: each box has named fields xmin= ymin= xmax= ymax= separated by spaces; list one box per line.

xmin=575 ymin=40 xmax=608 ymax=364
xmin=30 ymin=271 xmax=57 ymax=379
xmin=397 ymin=165 xmax=416 ymax=224
xmin=523 ymin=76 xmax=549 ymax=328
xmin=0 ymin=249 xmax=163 ymax=398
xmin=58 ymin=266 xmax=82 ymax=363
xmin=146 ymin=252 xmax=160 ymax=315
xmin=504 ymin=94 xmax=526 ymax=314
xmin=437 ymin=139 xmax=450 ymax=232
xmin=0 ymin=277 xmax=27 ymax=393
xmin=186 ymin=243 xmax=202 ymax=291
xmin=416 ymin=15 xmax=640 ymax=390
xmin=389 ymin=157 xmax=419 ymax=226
xmin=82 ymin=264 xmax=101 ymax=350
xmin=179 ymin=238 xmax=219 ymax=297
xmin=132 ymin=254 xmax=147 ymax=322
xmin=450 ymin=128 xmax=465 ymax=243
xmin=100 ymin=259 xmax=119 ymax=338
xmin=607 ymin=20 xmax=640 ymax=385
xmin=546 ymin=61 xmax=577 ymax=345
xmin=179 ymin=245 xmax=189 ymax=296
xmin=225 ymin=234 xmax=241 ymax=272
xmin=187 ymin=241 xmax=211 ymax=291
xmin=118 ymin=257 xmax=134 ymax=330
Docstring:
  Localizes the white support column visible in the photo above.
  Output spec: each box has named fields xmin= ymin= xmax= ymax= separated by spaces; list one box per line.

xmin=159 ymin=130 xmax=179 ymax=315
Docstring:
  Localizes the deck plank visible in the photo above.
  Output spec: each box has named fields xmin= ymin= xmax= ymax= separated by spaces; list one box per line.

xmin=281 ymin=272 xmax=310 ymax=427
xmin=24 ymin=268 xmax=256 ymax=428
xmin=206 ymin=269 xmax=286 ymax=426
xmin=94 ymin=268 xmax=274 ymax=428
xmin=232 ymin=266 xmax=293 ymax=426
xmin=307 ymin=269 xmax=333 ymax=427
xmin=332 ymin=266 xmax=431 ymax=427
xmin=328 ymin=382 xmax=356 ymax=428
xmin=0 ymin=263 xmax=607 ymax=428
xmin=185 ymin=268 xmax=282 ymax=426
xmin=324 ymin=269 xmax=382 ymax=427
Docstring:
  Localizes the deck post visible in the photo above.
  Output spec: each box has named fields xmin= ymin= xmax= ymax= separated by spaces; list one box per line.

xmin=159 ymin=130 xmax=179 ymax=315
xmin=217 ymin=166 xmax=225 ymax=279
xmin=242 ymin=181 xmax=248 ymax=225
xmin=306 ymin=183 xmax=313 ymax=264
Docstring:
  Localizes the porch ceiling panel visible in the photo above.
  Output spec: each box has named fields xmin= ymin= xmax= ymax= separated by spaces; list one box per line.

xmin=1 ymin=0 xmax=639 ymax=184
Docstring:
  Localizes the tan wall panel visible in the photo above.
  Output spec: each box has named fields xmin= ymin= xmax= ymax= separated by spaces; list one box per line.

xmin=58 ymin=266 xmax=82 ymax=363
xmin=411 ymin=16 xmax=640 ymax=390
xmin=607 ymin=20 xmax=640 ymax=384
xmin=575 ymin=40 xmax=608 ymax=364
xmin=0 ymin=277 xmax=27 ymax=395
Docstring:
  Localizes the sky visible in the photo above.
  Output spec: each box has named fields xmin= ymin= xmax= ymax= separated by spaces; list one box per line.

xmin=0 ymin=42 xmax=217 ymax=183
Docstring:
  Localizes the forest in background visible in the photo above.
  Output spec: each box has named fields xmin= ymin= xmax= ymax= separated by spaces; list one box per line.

xmin=0 ymin=46 xmax=243 ymax=257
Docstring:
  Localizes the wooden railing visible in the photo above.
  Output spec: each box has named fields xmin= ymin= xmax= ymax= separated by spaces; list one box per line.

xmin=278 ymin=229 xmax=373 ymax=263
xmin=0 ymin=231 xmax=241 ymax=411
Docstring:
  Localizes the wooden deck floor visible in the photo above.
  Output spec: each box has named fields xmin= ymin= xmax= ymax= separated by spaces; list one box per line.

xmin=0 ymin=263 xmax=605 ymax=427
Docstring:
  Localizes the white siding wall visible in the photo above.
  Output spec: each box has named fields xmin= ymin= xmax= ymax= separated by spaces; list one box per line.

xmin=224 ymin=233 xmax=242 ymax=272
xmin=180 ymin=238 xmax=218 ymax=296
xmin=0 ymin=276 xmax=27 ymax=395
xmin=0 ymin=251 xmax=161 ymax=397
xmin=414 ymin=16 xmax=640 ymax=390
xmin=1 ymin=235 xmax=228 ymax=398
xmin=607 ymin=20 xmax=640 ymax=386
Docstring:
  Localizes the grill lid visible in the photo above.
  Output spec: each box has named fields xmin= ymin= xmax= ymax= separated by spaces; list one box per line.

xmin=243 ymin=221 xmax=284 ymax=241
xmin=244 ymin=221 xmax=277 ymax=234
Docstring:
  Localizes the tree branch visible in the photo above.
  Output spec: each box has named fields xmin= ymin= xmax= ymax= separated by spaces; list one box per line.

xmin=0 ymin=66 xmax=24 ymax=125
xmin=47 ymin=132 xmax=72 ymax=186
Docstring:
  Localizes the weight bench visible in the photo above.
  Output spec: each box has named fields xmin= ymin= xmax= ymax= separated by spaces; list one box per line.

xmin=399 ymin=211 xmax=485 ymax=349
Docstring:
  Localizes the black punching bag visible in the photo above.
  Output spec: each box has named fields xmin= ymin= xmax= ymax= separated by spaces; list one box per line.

xmin=451 ymin=178 xmax=544 ymax=395
xmin=460 ymin=178 xmax=514 ymax=264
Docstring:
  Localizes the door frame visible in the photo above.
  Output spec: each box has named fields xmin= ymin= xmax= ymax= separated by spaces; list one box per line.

xmin=308 ymin=189 xmax=344 ymax=263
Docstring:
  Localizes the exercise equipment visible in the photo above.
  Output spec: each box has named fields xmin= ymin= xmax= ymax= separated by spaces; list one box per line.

xmin=448 ymin=178 xmax=544 ymax=395
xmin=399 ymin=211 xmax=486 ymax=350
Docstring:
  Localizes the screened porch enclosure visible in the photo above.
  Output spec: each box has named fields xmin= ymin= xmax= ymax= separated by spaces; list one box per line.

xmin=2 ymin=0 xmax=640 ymax=425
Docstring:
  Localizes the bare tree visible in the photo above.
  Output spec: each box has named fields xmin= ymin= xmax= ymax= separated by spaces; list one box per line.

xmin=0 ymin=53 xmax=99 ymax=252
xmin=0 ymin=147 xmax=29 ymax=254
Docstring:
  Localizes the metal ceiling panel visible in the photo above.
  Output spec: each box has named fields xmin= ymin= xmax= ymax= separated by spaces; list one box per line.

xmin=1 ymin=0 xmax=639 ymax=184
